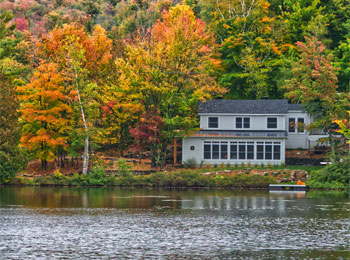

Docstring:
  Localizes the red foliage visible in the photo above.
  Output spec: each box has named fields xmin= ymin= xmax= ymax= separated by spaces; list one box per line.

xmin=130 ymin=111 xmax=164 ymax=153
xmin=14 ymin=18 xmax=29 ymax=31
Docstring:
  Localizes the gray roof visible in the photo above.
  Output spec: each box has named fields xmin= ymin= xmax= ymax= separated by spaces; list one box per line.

xmin=198 ymin=99 xmax=289 ymax=114
xmin=287 ymin=103 xmax=304 ymax=111
xmin=190 ymin=130 xmax=287 ymax=139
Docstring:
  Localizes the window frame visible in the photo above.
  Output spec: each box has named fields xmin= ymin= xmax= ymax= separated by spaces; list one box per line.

xmin=288 ymin=117 xmax=305 ymax=134
xmin=235 ymin=116 xmax=251 ymax=129
xmin=267 ymin=117 xmax=278 ymax=129
xmin=208 ymin=117 xmax=219 ymax=129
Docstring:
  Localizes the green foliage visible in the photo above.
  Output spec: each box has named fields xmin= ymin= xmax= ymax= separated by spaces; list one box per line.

xmin=10 ymin=169 xmax=276 ymax=188
xmin=116 ymin=158 xmax=132 ymax=177
xmin=308 ymin=157 xmax=350 ymax=190
xmin=183 ymin=158 xmax=197 ymax=169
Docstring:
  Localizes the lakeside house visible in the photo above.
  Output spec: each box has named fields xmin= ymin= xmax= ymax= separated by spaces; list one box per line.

xmin=182 ymin=99 xmax=327 ymax=165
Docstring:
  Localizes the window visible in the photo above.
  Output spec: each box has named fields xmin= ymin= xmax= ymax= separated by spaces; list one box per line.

xmin=273 ymin=142 xmax=281 ymax=160
xmin=267 ymin=117 xmax=277 ymax=129
xmin=297 ymin=118 xmax=304 ymax=133
xmin=255 ymin=141 xmax=281 ymax=161
xmin=221 ymin=142 xmax=228 ymax=159
xmin=239 ymin=142 xmax=246 ymax=159
xmin=208 ymin=117 xmax=218 ymax=128
xmin=204 ymin=141 xmax=281 ymax=161
xmin=236 ymin=117 xmax=250 ymax=128
xmin=230 ymin=142 xmax=237 ymax=159
xmin=257 ymin=143 xmax=264 ymax=160
xmin=247 ymin=142 xmax=254 ymax=159
xmin=203 ymin=141 xmax=228 ymax=160
xmin=289 ymin=118 xmax=295 ymax=132
xmin=204 ymin=142 xmax=211 ymax=159
xmin=212 ymin=142 xmax=220 ymax=159
xmin=289 ymin=117 xmax=305 ymax=133
xmin=265 ymin=142 xmax=272 ymax=160
xmin=236 ymin=117 xmax=242 ymax=128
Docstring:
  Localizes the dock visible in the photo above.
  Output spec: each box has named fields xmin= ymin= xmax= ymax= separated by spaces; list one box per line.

xmin=269 ymin=184 xmax=309 ymax=191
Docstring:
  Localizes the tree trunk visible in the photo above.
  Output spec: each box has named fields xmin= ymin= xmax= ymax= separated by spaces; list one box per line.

xmin=329 ymin=131 xmax=335 ymax=162
xmin=82 ymin=135 xmax=89 ymax=175
xmin=73 ymin=64 xmax=89 ymax=175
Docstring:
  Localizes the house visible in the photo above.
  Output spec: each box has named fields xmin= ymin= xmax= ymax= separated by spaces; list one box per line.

xmin=182 ymin=99 xmax=327 ymax=165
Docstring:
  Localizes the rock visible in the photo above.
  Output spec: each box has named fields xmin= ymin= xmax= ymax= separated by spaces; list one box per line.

xmin=202 ymin=172 xmax=212 ymax=175
xmin=224 ymin=170 xmax=230 ymax=173
xmin=281 ymin=178 xmax=288 ymax=183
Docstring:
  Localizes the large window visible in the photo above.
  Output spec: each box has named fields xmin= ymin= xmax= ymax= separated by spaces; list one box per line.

xmin=208 ymin=117 xmax=218 ymax=128
xmin=267 ymin=117 xmax=277 ymax=128
xmin=204 ymin=141 xmax=228 ymax=160
xmin=256 ymin=141 xmax=281 ymax=160
xmin=204 ymin=141 xmax=281 ymax=161
xmin=236 ymin=117 xmax=250 ymax=129
xmin=289 ymin=117 xmax=305 ymax=133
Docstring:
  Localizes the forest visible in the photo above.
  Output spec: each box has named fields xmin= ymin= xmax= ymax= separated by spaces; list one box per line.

xmin=0 ymin=0 xmax=349 ymax=182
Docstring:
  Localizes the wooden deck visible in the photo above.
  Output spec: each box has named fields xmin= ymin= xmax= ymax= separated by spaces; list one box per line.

xmin=269 ymin=184 xmax=309 ymax=191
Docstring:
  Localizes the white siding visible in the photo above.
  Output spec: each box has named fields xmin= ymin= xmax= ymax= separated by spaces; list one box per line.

xmin=286 ymin=111 xmax=311 ymax=149
xmin=200 ymin=115 xmax=286 ymax=131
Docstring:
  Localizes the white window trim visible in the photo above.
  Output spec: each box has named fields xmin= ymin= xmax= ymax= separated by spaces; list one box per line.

xmin=235 ymin=116 xmax=251 ymax=130
xmin=208 ymin=116 xmax=219 ymax=129
xmin=288 ymin=117 xmax=306 ymax=134
xmin=266 ymin=117 xmax=278 ymax=129
xmin=202 ymin=140 xmax=282 ymax=161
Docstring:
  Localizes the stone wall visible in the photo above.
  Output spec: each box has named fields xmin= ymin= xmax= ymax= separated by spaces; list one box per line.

xmin=286 ymin=157 xmax=324 ymax=166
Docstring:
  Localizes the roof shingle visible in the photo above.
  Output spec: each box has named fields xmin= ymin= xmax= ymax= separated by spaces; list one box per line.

xmin=198 ymin=99 xmax=289 ymax=114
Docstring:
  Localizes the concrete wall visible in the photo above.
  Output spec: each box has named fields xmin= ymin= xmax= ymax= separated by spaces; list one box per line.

xmin=182 ymin=137 xmax=286 ymax=166
xmin=200 ymin=115 xmax=286 ymax=131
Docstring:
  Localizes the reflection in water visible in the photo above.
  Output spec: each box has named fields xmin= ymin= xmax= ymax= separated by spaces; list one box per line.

xmin=0 ymin=187 xmax=349 ymax=259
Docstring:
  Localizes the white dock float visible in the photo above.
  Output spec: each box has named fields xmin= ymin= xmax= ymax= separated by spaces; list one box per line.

xmin=269 ymin=184 xmax=309 ymax=191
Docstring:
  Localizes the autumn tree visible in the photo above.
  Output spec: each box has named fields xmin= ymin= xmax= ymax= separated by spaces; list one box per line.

xmin=29 ymin=24 xmax=113 ymax=174
xmin=117 ymin=4 xmax=226 ymax=167
xmin=284 ymin=36 xmax=349 ymax=158
xmin=129 ymin=110 xmax=164 ymax=165
xmin=18 ymin=63 xmax=72 ymax=170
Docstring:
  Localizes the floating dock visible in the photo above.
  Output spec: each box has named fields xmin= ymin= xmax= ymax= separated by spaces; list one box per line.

xmin=269 ymin=184 xmax=309 ymax=191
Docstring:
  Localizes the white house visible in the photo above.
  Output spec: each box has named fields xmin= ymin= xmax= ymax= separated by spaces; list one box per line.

xmin=182 ymin=99 xmax=326 ymax=165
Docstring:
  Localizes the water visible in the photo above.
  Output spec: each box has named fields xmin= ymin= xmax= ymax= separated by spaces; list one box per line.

xmin=0 ymin=187 xmax=349 ymax=259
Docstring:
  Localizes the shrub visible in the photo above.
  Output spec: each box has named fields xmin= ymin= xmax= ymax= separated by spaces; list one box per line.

xmin=116 ymin=158 xmax=132 ymax=177
xmin=184 ymin=158 xmax=197 ymax=168
xmin=308 ymin=157 xmax=350 ymax=190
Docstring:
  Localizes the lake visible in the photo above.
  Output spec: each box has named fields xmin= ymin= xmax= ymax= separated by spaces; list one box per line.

xmin=0 ymin=187 xmax=349 ymax=259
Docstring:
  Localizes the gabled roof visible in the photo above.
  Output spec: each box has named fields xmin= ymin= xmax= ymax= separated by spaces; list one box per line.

xmin=287 ymin=103 xmax=304 ymax=111
xmin=198 ymin=99 xmax=289 ymax=114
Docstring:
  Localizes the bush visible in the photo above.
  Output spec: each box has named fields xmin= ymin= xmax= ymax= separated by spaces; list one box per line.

xmin=308 ymin=157 xmax=350 ymax=190
xmin=183 ymin=158 xmax=197 ymax=168
xmin=116 ymin=158 xmax=132 ymax=177
xmin=0 ymin=149 xmax=27 ymax=184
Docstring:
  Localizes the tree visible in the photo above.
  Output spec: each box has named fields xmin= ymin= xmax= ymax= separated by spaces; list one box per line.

xmin=18 ymin=63 xmax=72 ymax=170
xmin=202 ymin=0 xmax=288 ymax=99
xmin=116 ymin=4 xmax=226 ymax=167
xmin=130 ymin=109 xmax=164 ymax=165
xmin=0 ymin=10 xmax=26 ymax=182
xmin=32 ymin=24 xmax=113 ymax=174
xmin=283 ymin=36 xmax=348 ymax=158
